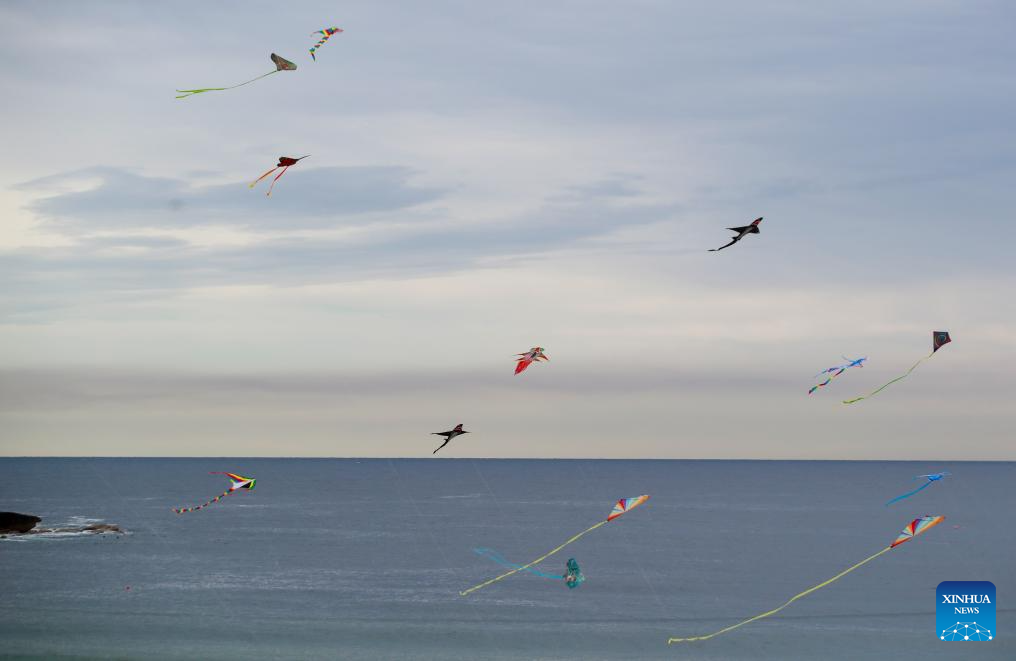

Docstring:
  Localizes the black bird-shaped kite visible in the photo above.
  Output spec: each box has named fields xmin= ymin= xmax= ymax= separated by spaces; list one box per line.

xmin=709 ymin=217 xmax=762 ymax=252
xmin=432 ymin=423 xmax=469 ymax=454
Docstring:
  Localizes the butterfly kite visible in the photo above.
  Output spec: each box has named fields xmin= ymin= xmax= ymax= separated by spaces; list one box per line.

xmin=472 ymin=548 xmax=586 ymax=589
xmin=668 ymin=515 xmax=945 ymax=643
xmin=843 ymin=331 xmax=951 ymax=404
xmin=460 ymin=495 xmax=648 ymax=596
xmin=176 ymin=53 xmax=297 ymax=99
xmin=309 ymin=27 xmax=343 ymax=60
xmin=172 ymin=472 xmax=256 ymax=514
xmin=885 ymin=472 xmax=951 ymax=507
xmin=249 ymin=155 xmax=310 ymax=196
xmin=809 ymin=356 xmax=867 ymax=394
xmin=515 ymin=347 xmax=549 ymax=375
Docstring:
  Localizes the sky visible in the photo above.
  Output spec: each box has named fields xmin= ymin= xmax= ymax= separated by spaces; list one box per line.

xmin=0 ymin=0 xmax=1013 ymax=459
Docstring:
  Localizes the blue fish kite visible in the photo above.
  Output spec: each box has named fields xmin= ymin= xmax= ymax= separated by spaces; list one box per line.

xmin=884 ymin=472 xmax=951 ymax=507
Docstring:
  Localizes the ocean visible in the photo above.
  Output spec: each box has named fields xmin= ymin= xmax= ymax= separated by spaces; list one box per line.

xmin=1 ymin=458 xmax=1013 ymax=660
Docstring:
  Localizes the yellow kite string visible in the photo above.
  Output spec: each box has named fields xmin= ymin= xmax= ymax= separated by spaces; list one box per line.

xmin=842 ymin=352 xmax=934 ymax=404
xmin=667 ymin=546 xmax=892 ymax=643
xmin=460 ymin=520 xmax=607 ymax=596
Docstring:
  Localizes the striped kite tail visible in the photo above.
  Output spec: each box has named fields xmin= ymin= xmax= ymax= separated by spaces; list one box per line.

xmin=172 ymin=489 xmax=234 ymax=514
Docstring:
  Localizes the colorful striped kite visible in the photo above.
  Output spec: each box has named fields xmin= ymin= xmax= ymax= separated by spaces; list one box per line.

xmin=309 ymin=27 xmax=343 ymax=60
xmin=249 ymin=155 xmax=310 ymax=196
xmin=176 ymin=53 xmax=297 ymax=99
xmin=843 ymin=332 xmax=950 ymax=404
xmin=460 ymin=495 xmax=649 ymax=596
xmin=885 ymin=472 xmax=951 ymax=507
xmin=172 ymin=472 xmax=256 ymax=514
xmin=667 ymin=515 xmax=945 ymax=643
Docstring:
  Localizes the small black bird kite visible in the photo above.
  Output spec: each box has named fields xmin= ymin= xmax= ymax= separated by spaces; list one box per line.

xmin=432 ymin=423 xmax=469 ymax=454
xmin=710 ymin=217 xmax=762 ymax=251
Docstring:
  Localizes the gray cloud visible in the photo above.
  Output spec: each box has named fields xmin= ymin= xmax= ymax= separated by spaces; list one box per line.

xmin=2 ymin=170 xmax=677 ymax=320
xmin=17 ymin=165 xmax=445 ymax=230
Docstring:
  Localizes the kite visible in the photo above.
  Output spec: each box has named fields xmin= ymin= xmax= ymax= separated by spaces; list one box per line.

xmin=843 ymin=331 xmax=951 ymax=404
xmin=172 ymin=472 xmax=255 ymax=514
xmin=667 ymin=515 xmax=945 ymax=644
xmin=460 ymin=495 xmax=649 ymax=596
xmin=885 ymin=472 xmax=951 ymax=507
xmin=249 ymin=155 xmax=310 ymax=196
xmin=709 ymin=217 xmax=762 ymax=251
xmin=176 ymin=53 xmax=297 ymax=99
xmin=432 ymin=423 xmax=469 ymax=454
xmin=472 ymin=548 xmax=585 ymax=588
xmin=809 ymin=356 xmax=867 ymax=394
xmin=515 ymin=347 xmax=549 ymax=375
xmin=309 ymin=27 xmax=343 ymax=60
xmin=564 ymin=558 xmax=585 ymax=589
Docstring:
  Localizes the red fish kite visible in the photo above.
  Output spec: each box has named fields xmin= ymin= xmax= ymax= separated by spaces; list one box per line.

xmin=515 ymin=347 xmax=549 ymax=375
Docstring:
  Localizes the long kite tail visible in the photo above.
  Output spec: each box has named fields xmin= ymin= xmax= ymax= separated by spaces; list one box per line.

xmin=249 ymin=167 xmax=279 ymax=189
xmin=884 ymin=479 xmax=934 ymax=507
xmin=472 ymin=548 xmax=564 ymax=580
xmin=265 ymin=166 xmax=290 ymax=197
xmin=460 ymin=520 xmax=607 ymax=596
xmin=175 ymin=69 xmax=278 ymax=99
xmin=808 ymin=376 xmax=832 ymax=395
xmin=172 ymin=489 xmax=234 ymax=514
xmin=667 ymin=546 xmax=892 ymax=643
xmin=843 ymin=352 xmax=934 ymax=405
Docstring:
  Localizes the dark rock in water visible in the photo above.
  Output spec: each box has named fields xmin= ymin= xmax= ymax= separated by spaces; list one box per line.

xmin=0 ymin=512 xmax=42 ymax=534
xmin=0 ymin=513 xmax=125 ymax=537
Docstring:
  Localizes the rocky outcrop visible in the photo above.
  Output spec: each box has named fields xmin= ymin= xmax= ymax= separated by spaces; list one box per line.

xmin=0 ymin=513 xmax=125 ymax=537
xmin=0 ymin=512 xmax=42 ymax=534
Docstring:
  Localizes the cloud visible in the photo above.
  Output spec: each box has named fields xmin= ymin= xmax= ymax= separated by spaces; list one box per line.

xmin=16 ymin=165 xmax=445 ymax=230
xmin=1 ymin=169 xmax=679 ymax=319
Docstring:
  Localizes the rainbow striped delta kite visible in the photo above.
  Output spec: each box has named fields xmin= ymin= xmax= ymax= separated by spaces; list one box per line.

xmin=173 ymin=472 xmax=256 ymax=514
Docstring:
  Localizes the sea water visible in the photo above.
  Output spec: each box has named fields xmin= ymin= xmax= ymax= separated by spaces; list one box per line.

xmin=1 ymin=458 xmax=1013 ymax=660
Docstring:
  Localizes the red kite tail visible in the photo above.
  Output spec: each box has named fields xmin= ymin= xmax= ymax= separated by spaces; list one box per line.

xmin=250 ymin=167 xmax=279 ymax=189
xmin=265 ymin=166 xmax=291 ymax=197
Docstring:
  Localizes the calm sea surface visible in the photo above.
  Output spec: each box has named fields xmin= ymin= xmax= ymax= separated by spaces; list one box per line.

xmin=1 ymin=458 xmax=1013 ymax=660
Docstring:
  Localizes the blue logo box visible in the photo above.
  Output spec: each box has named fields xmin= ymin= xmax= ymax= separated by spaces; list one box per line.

xmin=937 ymin=581 xmax=995 ymax=641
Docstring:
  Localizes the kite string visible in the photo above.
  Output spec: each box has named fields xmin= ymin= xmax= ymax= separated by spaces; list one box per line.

xmin=472 ymin=547 xmax=563 ymax=579
xmin=843 ymin=352 xmax=934 ymax=404
xmin=468 ymin=460 xmax=562 ymax=580
xmin=460 ymin=520 xmax=607 ymax=596
xmin=175 ymin=69 xmax=278 ymax=98
xmin=667 ymin=546 xmax=892 ymax=643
